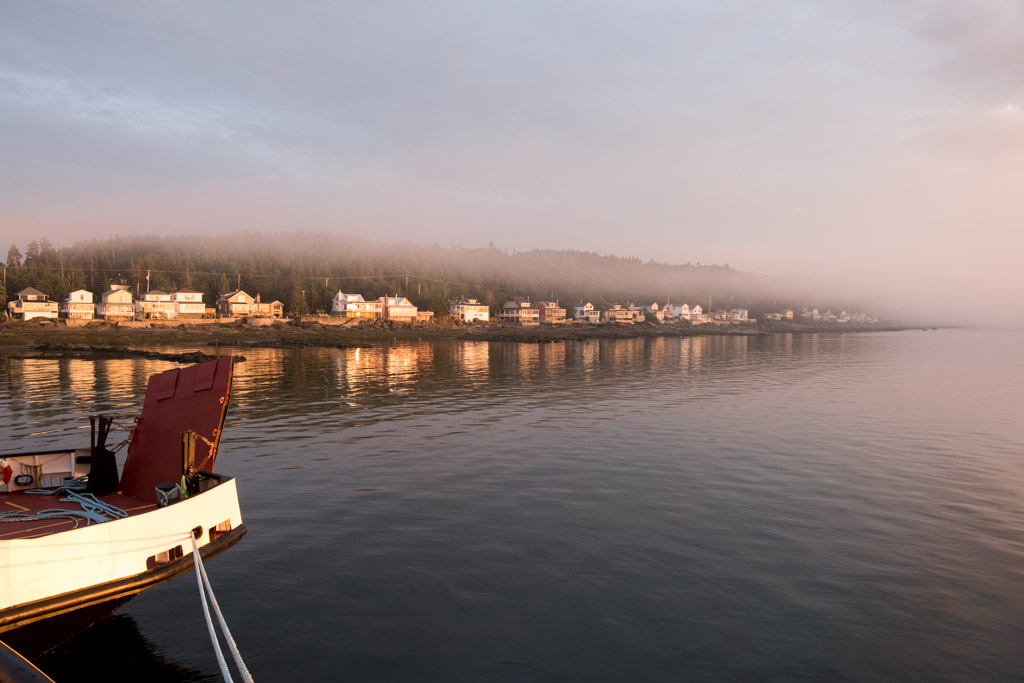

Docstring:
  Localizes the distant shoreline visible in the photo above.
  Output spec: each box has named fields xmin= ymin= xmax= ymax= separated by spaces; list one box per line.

xmin=0 ymin=318 xmax=923 ymax=361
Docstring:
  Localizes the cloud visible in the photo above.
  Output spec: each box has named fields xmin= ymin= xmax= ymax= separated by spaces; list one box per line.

xmin=0 ymin=68 xmax=239 ymax=139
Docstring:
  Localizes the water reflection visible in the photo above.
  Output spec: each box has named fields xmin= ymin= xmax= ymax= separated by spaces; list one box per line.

xmin=0 ymin=334 xmax=911 ymax=454
xmin=36 ymin=614 xmax=216 ymax=683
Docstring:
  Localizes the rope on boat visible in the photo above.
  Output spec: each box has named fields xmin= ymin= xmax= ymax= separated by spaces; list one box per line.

xmin=191 ymin=533 xmax=254 ymax=683
xmin=0 ymin=509 xmax=101 ymax=528
xmin=60 ymin=490 xmax=128 ymax=519
xmin=0 ymin=490 xmax=127 ymax=527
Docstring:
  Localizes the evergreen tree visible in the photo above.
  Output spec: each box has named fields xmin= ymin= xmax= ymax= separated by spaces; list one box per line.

xmin=6 ymin=245 xmax=21 ymax=267
xmin=24 ymin=240 xmax=39 ymax=265
xmin=39 ymin=237 xmax=55 ymax=265
xmin=290 ymin=279 xmax=309 ymax=316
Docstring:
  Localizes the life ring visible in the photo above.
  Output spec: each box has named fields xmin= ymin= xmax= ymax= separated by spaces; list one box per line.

xmin=0 ymin=459 xmax=11 ymax=487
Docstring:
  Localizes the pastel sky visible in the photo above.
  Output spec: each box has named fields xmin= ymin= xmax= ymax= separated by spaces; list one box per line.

xmin=1 ymin=1 xmax=1021 ymax=319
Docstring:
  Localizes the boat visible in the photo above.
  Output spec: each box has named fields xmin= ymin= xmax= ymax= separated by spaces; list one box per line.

xmin=0 ymin=356 xmax=247 ymax=661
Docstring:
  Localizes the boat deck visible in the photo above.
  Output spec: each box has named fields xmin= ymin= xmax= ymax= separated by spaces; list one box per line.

xmin=0 ymin=490 xmax=155 ymax=541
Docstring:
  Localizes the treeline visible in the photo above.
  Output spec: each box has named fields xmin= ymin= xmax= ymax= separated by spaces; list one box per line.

xmin=2 ymin=233 xmax=818 ymax=318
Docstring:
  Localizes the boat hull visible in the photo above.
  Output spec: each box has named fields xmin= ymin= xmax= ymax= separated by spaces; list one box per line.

xmin=0 ymin=524 xmax=245 ymax=659
xmin=1 ymin=475 xmax=245 ymax=659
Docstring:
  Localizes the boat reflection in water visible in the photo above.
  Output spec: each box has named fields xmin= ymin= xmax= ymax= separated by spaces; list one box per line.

xmin=37 ymin=614 xmax=217 ymax=683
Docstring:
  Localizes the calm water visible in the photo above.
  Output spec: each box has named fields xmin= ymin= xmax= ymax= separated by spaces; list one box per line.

xmin=3 ymin=330 xmax=1024 ymax=681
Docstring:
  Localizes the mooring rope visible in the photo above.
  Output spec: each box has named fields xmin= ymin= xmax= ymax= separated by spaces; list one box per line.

xmin=191 ymin=533 xmax=254 ymax=682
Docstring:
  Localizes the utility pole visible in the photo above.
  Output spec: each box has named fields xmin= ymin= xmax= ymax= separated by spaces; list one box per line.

xmin=146 ymin=269 xmax=150 ymax=293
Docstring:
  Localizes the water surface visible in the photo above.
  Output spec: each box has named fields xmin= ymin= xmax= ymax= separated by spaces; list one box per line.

xmin=4 ymin=330 xmax=1023 ymax=681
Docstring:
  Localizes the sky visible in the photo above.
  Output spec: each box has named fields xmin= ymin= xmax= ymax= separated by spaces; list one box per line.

xmin=1 ymin=1 xmax=1022 ymax=320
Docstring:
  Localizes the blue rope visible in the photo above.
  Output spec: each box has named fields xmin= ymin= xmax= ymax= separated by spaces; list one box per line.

xmin=0 ymin=490 xmax=128 ymax=528
xmin=0 ymin=509 xmax=106 ymax=528
xmin=60 ymin=491 xmax=128 ymax=519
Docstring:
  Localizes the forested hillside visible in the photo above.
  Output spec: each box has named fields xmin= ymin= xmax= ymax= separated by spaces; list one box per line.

xmin=2 ymin=233 xmax=819 ymax=318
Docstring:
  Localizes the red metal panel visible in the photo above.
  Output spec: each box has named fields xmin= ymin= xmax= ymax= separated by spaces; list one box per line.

xmin=153 ymin=368 xmax=179 ymax=401
xmin=118 ymin=357 xmax=234 ymax=504
xmin=193 ymin=360 xmax=216 ymax=392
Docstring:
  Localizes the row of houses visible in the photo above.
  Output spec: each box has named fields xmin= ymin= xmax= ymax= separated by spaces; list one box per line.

xmin=5 ymin=280 xmax=284 ymax=322
xmin=797 ymin=308 xmax=876 ymax=324
xmin=328 ymin=292 xmax=749 ymax=326
xmin=330 ymin=291 xmax=434 ymax=322
xmin=488 ymin=297 xmax=750 ymax=326
xmin=12 ymin=282 xmax=836 ymax=327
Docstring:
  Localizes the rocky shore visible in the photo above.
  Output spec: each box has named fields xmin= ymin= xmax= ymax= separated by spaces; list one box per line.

xmin=0 ymin=317 xmax=913 ymax=360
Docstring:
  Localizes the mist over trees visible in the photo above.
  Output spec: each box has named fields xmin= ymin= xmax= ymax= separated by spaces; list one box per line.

xmin=2 ymin=233 xmax=859 ymax=318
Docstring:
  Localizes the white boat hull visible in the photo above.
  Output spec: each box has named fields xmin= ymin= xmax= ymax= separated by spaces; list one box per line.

xmin=0 ymin=477 xmax=244 ymax=633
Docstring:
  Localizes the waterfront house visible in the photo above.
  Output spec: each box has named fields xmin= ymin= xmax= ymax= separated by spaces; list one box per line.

xmin=728 ymin=308 xmax=749 ymax=322
xmin=602 ymin=303 xmax=640 ymax=324
xmin=172 ymin=289 xmax=205 ymax=319
xmin=690 ymin=304 xmax=704 ymax=323
xmin=498 ymin=297 xmax=540 ymax=325
xmin=536 ymin=301 xmax=567 ymax=324
xmin=217 ymin=290 xmax=253 ymax=318
xmin=573 ymin=301 xmax=600 ymax=323
xmin=449 ymin=296 xmax=490 ymax=322
xmin=331 ymin=291 xmax=381 ymax=318
xmin=664 ymin=303 xmax=690 ymax=320
xmin=96 ymin=288 xmax=134 ymax=322
xmin=251 ymin=294 xmax=284 ymax=319
xmin=135 ymin=290 xmax=176 ymax=320
xmin=60 ymin=290 xmax=94 ymax=320
xmin=643 ymin=303 xmax=666 ymax=322
xmin=8 ymin=287 xmax=59 ymax=321
xmin=379 ymin=295 xmax=418 ymax=322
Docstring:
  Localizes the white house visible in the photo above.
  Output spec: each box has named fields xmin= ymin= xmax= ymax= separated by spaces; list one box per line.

xmin=60 ymin=290 xmax=94 ymax=320
xmin=172 ymin=289 xmax=205 ymax=319
xmin=135 ymin=291 xmax=176 ymax=320
xmin=728 ymin=308 xmax=749 ymax=322
xmin=689 ymin=304 xmax=704 ymax=323
xmin=573 ymin=302 xmax=600 ymax=323
xmin=331 ymin=291 xmax=381 ymax=318
xmin=379 ymin=295 xmax=418 ymax=322
xmin=449 ymin=297 xmax=489 ymax=322
xmin=96 ymin=288 xmax=134 ymax=321
xmin=8 ymin=288 xmax=59 ymax=321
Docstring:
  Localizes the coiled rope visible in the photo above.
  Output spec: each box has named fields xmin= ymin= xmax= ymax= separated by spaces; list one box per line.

xmin=191 ymin=533 xmax=254 ymax=682
xmin=0 ymin=489 xmax=127 ymax=527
